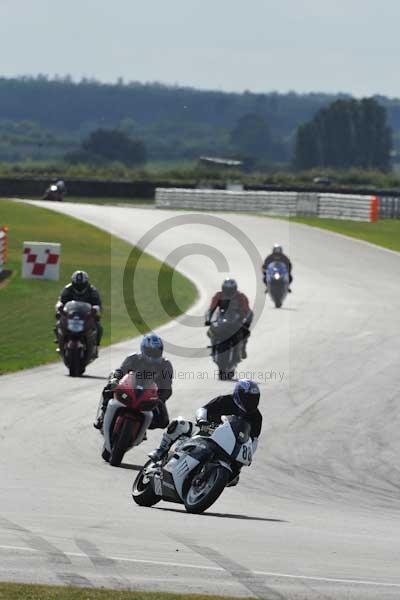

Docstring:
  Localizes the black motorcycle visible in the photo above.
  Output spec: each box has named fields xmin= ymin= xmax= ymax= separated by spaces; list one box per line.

xmin=56 ymin=300 xmax=98 ymax=376
xmin=43 ymin=183 xmax=64 ymax=202
xmin=208 ymin=309 xmax=243 ymax=380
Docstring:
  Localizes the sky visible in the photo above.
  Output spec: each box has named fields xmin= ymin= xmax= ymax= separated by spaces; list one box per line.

xmin=0 ymin=0 xmax=399 ymax=97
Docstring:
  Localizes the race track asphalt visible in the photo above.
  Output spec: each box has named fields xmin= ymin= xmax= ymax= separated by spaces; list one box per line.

xmin=1 ymin=201 xmax=400 ymax=599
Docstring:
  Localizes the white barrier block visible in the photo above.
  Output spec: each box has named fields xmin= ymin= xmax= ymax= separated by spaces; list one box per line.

xmin=22 ymin=242 xmax=61 ymax=280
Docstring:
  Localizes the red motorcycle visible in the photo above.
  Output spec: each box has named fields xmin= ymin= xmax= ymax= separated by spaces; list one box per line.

xmin=101 ymin=372 xmax=160 ymax=466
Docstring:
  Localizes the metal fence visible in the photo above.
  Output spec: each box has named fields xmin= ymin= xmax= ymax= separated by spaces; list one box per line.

xmin=379 ymin=196 xmax=400 ymax=219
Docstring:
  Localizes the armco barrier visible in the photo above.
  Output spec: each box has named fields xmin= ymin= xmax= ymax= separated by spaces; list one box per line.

xmin=156 ymin=188 xmax=301 ymax=216
xmin=155 ymin=188 xmax=379 ymax=222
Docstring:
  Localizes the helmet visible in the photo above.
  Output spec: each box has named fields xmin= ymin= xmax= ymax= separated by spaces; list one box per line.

xmin=272 ymin=244 xmax=283 ymax=255
xmin=221 ymin=278 xmax=238 ymax=299
xmin=233 ymin=379 xmax=260 ymax=414
xmin=140 ymin=333 xmax=164 ymax=363
xmin=71 ymin=270 xmax=89 ymax=294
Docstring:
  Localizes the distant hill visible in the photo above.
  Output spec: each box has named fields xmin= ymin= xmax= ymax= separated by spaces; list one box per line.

xmin=0 ymin=76 xmax=399 ymax=164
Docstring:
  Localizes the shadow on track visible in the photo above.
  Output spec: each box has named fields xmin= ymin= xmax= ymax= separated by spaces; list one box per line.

xmin=81 ymin=375 xmax=109 ymax=380
xmin=153 ymin=507 xmax=287 ymax=522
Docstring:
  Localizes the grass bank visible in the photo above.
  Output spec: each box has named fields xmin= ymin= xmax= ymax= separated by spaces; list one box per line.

xmin=288 ymin=217 xmax=400 ymax=252
xmin=0 ymin=199 xmax=197 ymax=374
xmin=0 ymin=584 xmax=252 ymax=600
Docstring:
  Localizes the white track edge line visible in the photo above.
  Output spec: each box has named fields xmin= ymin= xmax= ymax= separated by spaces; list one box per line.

xmin=1 ymin=544 xmax=400 ymax=588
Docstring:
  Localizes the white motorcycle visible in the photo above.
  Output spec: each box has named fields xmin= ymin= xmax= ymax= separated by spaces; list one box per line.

xmin=132 ymin=415 xmax=253 ymax=514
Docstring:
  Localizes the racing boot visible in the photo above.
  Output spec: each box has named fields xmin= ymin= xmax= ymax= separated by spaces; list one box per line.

xmin=93 ymin=410 xmax=104 ymax=430
xmin=148 ymin=418 xmax=193 ymax=462
xmin=148 ymin=432 xmax=172 ymax=462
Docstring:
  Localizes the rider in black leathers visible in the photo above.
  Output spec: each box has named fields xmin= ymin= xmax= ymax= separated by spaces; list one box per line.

xmin=55 ymin=270 xmax=103 ymax=345
xmin=148 ymin=379 xmax=262 ymax=484
xmin=94 ymin=333 xmax=173 ymax=431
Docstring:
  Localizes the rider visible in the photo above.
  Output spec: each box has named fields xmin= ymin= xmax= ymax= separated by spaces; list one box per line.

xmin=262 ymin=244 xmax=293 ymax=292
xmin=205 ymin=279 xmax=253 ymax=359
xmin=148 ymin=379 xmax=262 ymax=487
xmin=93 ymin=333 xmax=173 ymax=431
xmin=55 ymin=270 xmax=103 ymax=346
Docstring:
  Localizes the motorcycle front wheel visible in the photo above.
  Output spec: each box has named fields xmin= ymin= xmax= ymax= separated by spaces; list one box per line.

xmin=184 ymin=464 xmax=230 ymax=514
xmin=110 ymin=419 xmax=132 ymax=466
xmin=132 ymin=461 xmax=161 ymax=507
xmin=68 ymin=345 xmax=84 ymax=377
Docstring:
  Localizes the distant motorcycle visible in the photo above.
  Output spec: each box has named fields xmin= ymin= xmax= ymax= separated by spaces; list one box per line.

xmin=264 ymin=261 xmax=289 ymax=308
xmin=208 ymin=309 xmax=243 ymax=380
xmin=56 ymin=300 xmax=98 ymax=376
xmin=132 ymin=415 xmax=253 ymax=514
xmin=100 ymin=372 xmax=159 ymax=467
xmin=43 ymin=183 xmax=64 ymax=202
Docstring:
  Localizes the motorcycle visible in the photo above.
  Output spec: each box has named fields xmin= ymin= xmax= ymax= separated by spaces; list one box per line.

xmin=43 ymin=183 xmax=64 ymax=202
xmin=208 ymin=309 xmax=243 ymax=380
xmin=264 ymin=261 xmax=289 ymax=308
xmin=57 ymin=300 xmax=98 ymax=376
xmin=132 ymin=415 xmax=253 ymax=514
xmin=101 ymin=372 xmax=160 ymax=467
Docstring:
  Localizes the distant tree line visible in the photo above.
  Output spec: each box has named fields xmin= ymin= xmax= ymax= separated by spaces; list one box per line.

xmin=0 ymin=76 xmax=398 ymax=169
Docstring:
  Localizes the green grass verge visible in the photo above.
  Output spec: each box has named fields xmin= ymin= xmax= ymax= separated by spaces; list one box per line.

xmin=0 ymin=583 xmax=252 ymax=600
xmin=0 ymin=199 xmax=197 ymax=374
xmin=287 ymin=217 xmax=400 ymax=252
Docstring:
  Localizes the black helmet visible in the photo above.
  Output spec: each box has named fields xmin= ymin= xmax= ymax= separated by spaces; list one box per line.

xmin=233 ymin=379 xmax=260 ymax=414
xmin=221 ymin=278 xmax=238 ymax=299
xmin=272 ymin=244 xmax=283 ymax=255
xmin=71 ymin=270 xmax=89 ymax=294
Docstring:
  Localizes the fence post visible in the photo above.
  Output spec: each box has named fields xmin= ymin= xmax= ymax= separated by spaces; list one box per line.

xmin=369 ymin=196 xmax=379 ymax=222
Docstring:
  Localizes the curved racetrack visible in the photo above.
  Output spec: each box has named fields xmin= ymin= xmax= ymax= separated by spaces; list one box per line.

xmin=1 ymin=201 xmax=400 ymax=599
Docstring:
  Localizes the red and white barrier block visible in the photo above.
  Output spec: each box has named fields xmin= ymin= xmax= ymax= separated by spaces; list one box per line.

xmin=0 ymin=226 xmax=8 ymax=274
xmin=22 ymin=242 xmax=61 ymax=280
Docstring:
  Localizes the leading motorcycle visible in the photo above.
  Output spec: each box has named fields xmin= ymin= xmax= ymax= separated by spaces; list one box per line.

xmin=264 ymin=261 xmax=289 ymax=308
xmin=43 ymin=183 xmax=64 ymax=202
xmin=101 ymin=372 xmax=160 ymax=467
xmin=132 ymin=415 xmax=253 ymax=514
xmin=56 ymin=300 xmax=98 ymax=376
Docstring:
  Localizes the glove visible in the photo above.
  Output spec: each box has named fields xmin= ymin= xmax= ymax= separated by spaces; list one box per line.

xmin=111 ymin=368 xmax=123 ymax=380
xmin=195 ymin=407 xmax=208 ymax=426
xmin=109 ymin=378 xmax=119 ymax=390
xmin=92 ymin=305 xmax=101 ymax=319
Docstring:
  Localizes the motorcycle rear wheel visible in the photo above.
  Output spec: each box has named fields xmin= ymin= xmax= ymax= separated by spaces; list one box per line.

xmin=184 ymin=465 xmax=230 ymax=514
xmin=132 ymin=462 xmax=161 ymax=507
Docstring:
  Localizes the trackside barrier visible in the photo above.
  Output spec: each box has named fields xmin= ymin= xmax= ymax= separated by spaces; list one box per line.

xmin=0 ymin=226 xmax=8 ymax=273
xmin=22 ymin=242 xmax=61 ymax=280
xmin=155 ymin=189 xmax=380 ymax=222
xmin=370 ymin=196 xmax=379 ymax=223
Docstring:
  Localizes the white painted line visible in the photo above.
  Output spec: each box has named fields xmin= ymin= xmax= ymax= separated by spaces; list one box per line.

xmin=1 ymin=544 xmax=400 ymax=589
xmin=0 ymin=545 xmax=38 ymax=553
